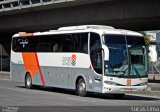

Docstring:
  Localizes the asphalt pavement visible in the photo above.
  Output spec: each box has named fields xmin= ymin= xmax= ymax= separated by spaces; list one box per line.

xmin=0 ymin=73 xmax=160 ymax=112
xmin=0 ymin=78 xmax=160 ymax=104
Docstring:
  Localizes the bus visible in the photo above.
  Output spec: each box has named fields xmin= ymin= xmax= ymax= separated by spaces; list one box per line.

xmin=11 ymin=25 xmax=148 ymax=98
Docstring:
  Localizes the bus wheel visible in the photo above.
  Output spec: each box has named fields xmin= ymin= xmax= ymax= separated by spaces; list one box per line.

xmin=113 ymin=94 xmax=125 ymax=99
xmin=25 ymin=73 xmax=32 ymax=89
xmin=77 ymin=78 xmax=87 ymax=97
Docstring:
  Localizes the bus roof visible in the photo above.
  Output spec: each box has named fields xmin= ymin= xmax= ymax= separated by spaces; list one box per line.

xmin=57 ymin=25 xmax=115 ymax=31
xmin=13 ymin=25 xmax=143 ymax=37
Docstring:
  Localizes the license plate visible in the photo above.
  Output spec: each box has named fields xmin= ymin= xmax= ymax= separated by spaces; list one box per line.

xmin=120 ymin=88 xmax=133 ymax=93
xmin=124 ymin=88 xmax=132 ymax=93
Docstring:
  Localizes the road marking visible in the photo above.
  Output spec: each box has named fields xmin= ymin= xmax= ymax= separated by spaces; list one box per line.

xmin=0 ymin=86 xmax=24 ymax=92
xmin=68 ymin=98 xmax=95 ymax=103
xmin=6 ymin=87 xmax=25 ymax=92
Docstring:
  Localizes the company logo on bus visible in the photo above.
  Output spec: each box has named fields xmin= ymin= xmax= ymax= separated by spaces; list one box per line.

xmin=71 ymin=54 xmax=76 ymax=66
xmin=62 ymin=54 xmax=76 ymax=66
xmin=127 ymin=79 xmax=132 ymax=85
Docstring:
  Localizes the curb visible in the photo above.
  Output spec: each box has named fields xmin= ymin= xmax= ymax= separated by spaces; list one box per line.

xmin=0 ymin=71 xmax=10 ymax=79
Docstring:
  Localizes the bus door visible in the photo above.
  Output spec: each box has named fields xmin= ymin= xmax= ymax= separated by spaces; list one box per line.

xmin=90 ymin=33 xmax=103 ymax=93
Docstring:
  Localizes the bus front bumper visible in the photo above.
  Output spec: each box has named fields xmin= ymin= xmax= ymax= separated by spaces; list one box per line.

xmin=102 ymin=85 xmax=147 ymax=94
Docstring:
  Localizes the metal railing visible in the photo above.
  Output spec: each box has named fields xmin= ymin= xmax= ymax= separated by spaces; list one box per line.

xmin=0 ymin=0 xmax=72 ymax=12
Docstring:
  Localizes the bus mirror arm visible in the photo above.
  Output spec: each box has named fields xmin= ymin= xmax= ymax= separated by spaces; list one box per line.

xmin=102 ymin=45 xmax=109 ymax=61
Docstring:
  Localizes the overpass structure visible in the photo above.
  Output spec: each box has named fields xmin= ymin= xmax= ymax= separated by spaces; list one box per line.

xmin=0 ymin=0 xmax=160 ymax=33
xmin=0 ymin=0 xmax=160 ymax=71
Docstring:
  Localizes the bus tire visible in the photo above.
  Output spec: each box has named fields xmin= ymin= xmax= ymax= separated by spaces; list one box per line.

xmin=77 ymin=78 xmax=87 ymax=97
xmin=113 ymin=94 xmax=125 ymax=99
xmin=25 ymin=73 xmax=32 ymax=89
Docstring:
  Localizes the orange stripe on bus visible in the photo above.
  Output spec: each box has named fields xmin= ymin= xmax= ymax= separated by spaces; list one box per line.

xmin=22 ymin=53 xmax=38 ymax=78
xmin=19 ymin=33 xmax=33 ymax=37
xmin=35 ymin=53 xmax=45 ymax=86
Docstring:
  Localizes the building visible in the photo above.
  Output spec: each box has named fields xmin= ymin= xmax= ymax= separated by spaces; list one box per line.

xmin=147 ymin=32 xmax=158 ymax=62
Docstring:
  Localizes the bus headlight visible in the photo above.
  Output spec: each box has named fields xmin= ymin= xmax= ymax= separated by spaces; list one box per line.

xmin=104 ymin=81 xmax=117 ymax=85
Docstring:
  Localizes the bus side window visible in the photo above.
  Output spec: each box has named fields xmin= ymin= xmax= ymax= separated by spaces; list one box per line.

xmin=74 ymin=33 xmax=88 ymax=54
xmin=13 ymin=37 xmax=29 ymax=52
xmin=12 ymin=38 xmax=19 ymax=52
xmin=53 ymin=43 xmax=58 ymax=52
xmin=82 ymin=40 xmax=88 ymax=54
xmin=52 ymin=37 xmax=63 ymax=52
xmin=26 ymin=37 xmax=37 ymax=52
xmin=80 ymin=33 xmax=88 ymax=54
xmin=74 ymin=34 xmax=81 ymax=52
xmin=90 ymin=33 xmax=102 ymax=74
xmin=57 ymin=42 xmax=63 ymax=52
xmin=62 ymin=34 xmax=74 ymax=52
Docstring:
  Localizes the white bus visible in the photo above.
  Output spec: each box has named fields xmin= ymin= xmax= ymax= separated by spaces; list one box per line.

xmin=11 ymin=25 xmax=148 ymax=98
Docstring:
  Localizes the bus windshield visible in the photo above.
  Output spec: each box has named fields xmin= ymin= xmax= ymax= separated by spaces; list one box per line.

xmin=104 ymin=35 xmax=148 ymax=78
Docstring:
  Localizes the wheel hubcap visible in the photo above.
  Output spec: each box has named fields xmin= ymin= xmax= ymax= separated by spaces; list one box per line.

xmin=27 ymin=76 xmax=31 ymax=86
xmin=79 ymin=82 xmax=85 ymax=92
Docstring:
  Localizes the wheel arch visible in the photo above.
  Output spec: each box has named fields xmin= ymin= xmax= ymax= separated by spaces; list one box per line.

xmin=75 ymin=75 xmax=87 ymax=90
